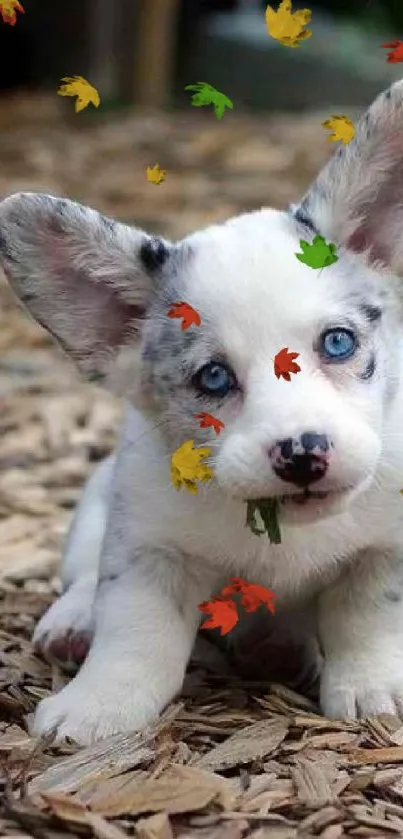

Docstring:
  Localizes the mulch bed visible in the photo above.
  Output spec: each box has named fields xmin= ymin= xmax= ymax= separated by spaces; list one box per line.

xmin=0 ymin=92 xmax=403 ymax=838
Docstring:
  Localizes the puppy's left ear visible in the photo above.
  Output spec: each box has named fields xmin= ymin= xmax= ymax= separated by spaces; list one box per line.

xmin=294 ymin=79 xmax=403 ymax=276
xmin=0 ymin=192 xmax=172 ymax=387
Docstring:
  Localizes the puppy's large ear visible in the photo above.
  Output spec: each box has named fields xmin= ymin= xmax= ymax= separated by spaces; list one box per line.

xmin=0 ymin=192 xmax=171 ymax=383
xmin=294 ymin=79 xmax=403 ymax=275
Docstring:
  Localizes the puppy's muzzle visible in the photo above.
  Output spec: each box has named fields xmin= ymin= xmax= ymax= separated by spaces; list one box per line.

xmin=270 ymin=432 xmax=331 ymax=487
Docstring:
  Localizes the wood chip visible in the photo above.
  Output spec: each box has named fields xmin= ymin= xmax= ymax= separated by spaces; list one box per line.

xmin=89 ymin=765 xmax=235 ymax=817
xmin=347 ymin=746 xmax=403 ymax=766
xmin=136 ymin=812 xmax=174 ymax=839
xmin=292 ymin=756 xmax=337 ymax=807
xmin=195 ymin=718 xmax=289 ymax=771
xmin=86 ymin=813 xmax=132 ymax=839
xmin=28 ymin=703 xmax=183 ymax=795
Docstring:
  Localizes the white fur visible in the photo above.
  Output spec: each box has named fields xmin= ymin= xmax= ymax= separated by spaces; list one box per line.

xmin=3 ymin=80 xmax=403 ymax=743
xmin=32 ymin=456 xmax=113 ymax=663
xmin=30 ymin=391 xmax=403 ymax=742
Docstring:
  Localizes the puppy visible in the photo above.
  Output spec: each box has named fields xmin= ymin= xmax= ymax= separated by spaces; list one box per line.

xmin=2 ymin=79 xmax=403 ymax=745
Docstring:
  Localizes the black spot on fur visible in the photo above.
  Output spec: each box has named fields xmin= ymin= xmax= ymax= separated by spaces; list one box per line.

xmin=359 ymin=303 xmax=382 ymax=323
xmin=140 ymin=238 xmax=170 ymax=272
xmin=98 ymin=572 xmax=119 ymax=584
xmin=20 ymin=290 xmax=38 ymax=304
xmin=87 ymin=369 xmax=105 ymax=384
xmin=100 ymin=214 xmax=115 ymax=232
xmin=385 ymin=88 xmax=392 ymax=100
xmin=55 ymin=199 xmax=69 ymax=216
xmin=0 ymin=231 xmax=15 ymax=261
xmin=359 ymin=355 xmax=376 ymax=380
xmin=293 ymin=206 xmax=318 ymax=235
xmin=384 ymin=589 xmax=401 ymax=603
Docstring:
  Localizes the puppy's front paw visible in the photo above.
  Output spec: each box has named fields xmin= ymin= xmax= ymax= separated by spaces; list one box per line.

xmin=33 ymin=578 xmax=96 ymax=673
xmin=321 ymin=654 xmax=403 ymax=719
xmin=31 ymin=672 xmax=163 ymax=745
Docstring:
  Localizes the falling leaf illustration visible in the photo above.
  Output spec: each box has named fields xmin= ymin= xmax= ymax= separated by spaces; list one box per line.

xmin=274 ymin=347 xmax=301 ymax=382
xmin=322 ymin=115 xmax=355 ymax=145
xmin=246 ymin=498 xmax=282 ymax=543
xmin=265 ymin=0 xmax=312 ymax=48
xmin=198 ymin=597 xmax=239 ymax=635
xmin=146 ymin=163 xmax=167 ymax=185
xmin=221 ymin=577 xmax=276 ymax=615
xmin=0 ymin=0 xmax=24 ymax=24
xmin=199 ymin=577 xmax=276 ymax=636
xmin=171 ymin=439 xmax=214 ymax=494
xmin=381 ymin=41 xmax=403 ymax=63
xmin=58 ymin=76 xmax=100 ymax=113
xmin=194 ymin=412 xmax=225 ymax=435
xmin=295 ymin=234 xmax=339 ymax=269
xmin=167 ymin=301 xmax=201 ymax=330
xmin=185 ymin=82 xmax=233 ymax=120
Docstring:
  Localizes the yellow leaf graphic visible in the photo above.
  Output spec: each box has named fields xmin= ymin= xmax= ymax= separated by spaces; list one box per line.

xmin=0 ymin=0 xmax=24 ymax=25
xmin=146 ymin=163 xmax=167 ymax=185
xmin=58 ymin=76 xmax=101 ymax=113
xmin=322 ymin=115 xmax=355 ymax=145
xmin=171 ymin=440 xmax=214 ymax=494
xmin=265 ymin=0 xmax=312 ymax=48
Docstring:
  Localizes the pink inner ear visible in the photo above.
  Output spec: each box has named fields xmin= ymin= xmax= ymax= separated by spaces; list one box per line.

xmin=44 ymin=228 xmax=146 ymax=351
xmin=347 ymin=226 xmax=391 ymax=266
xmin=105 ymin=298 xmax=145 ymax=347
xmin=345 ymin=146 xmax=403 ymax=267
xmin=59 ymin=273 xmax=145 ymax=351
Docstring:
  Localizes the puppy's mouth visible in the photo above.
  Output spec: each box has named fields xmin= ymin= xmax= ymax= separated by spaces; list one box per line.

xmin=278 ymin=488 xmax=334 ymax=506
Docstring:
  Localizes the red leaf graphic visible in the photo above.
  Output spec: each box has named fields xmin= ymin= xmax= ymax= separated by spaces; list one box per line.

xmin=167 ymin=301 xmax=201 ymax=330
xmin=194 ymin=412 xmax=225 ymax=435
xmin=221 ymin=577 xmax=276 ymax=616
xmin=274 ymin=347 xmax=301 ymax=381
xmin=198 ymin=597 xmax=239 ymax=635
xmin=381 ymin=41 xmax=403 ymax=63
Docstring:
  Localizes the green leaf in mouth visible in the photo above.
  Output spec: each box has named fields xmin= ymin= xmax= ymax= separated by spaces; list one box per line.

xmin=245 ymin=498 xmax=282 ymax=544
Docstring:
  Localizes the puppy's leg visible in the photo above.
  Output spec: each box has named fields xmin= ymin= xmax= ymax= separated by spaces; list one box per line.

xmin=31 ymin=545 xmax=215 ymax=744
xmin=33 ymin=456 xmax=114 ymax=671
xmin=319 ymin=548 xmax=403 ymax=719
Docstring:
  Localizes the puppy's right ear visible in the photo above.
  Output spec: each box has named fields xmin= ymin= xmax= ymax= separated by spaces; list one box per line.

xmin=293 ymin=78 xmax=403 ymax=278
xmin=0 ymin=192 xmax=171 ymax=384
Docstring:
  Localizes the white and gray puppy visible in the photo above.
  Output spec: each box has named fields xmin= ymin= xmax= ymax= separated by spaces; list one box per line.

xmin=2 ymin=79 xmax=403 ymax=746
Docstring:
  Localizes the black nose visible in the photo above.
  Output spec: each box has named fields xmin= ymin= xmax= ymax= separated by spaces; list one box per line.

xmin=270 ymin=433 xmax=330 ymax=487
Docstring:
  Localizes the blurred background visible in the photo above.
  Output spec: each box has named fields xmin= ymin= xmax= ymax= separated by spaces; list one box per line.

xmin=0 ymin=0 xmax=402 ymax=588
xmin=1 ymin=0 xmax=402 ymax=236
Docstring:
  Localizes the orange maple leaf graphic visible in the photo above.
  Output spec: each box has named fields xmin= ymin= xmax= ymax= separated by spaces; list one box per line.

xmin=194 ymin=412 xmax=225 ymax=435
xmin=381 ymin=41 xmax=403 ymax=63
xmin=167 ymin=301 xmax=201 ymax=331
xmin=221 ymin=577 xmax=276 ymax=615
xmin=199 ymin=578 xmax=276 ymax=636
xmin=198 ymin=597 xmax=238 ymax=635
xmin=274 ymin=347 xmax=301 ymax=381
xmin=0 ymin=0 xmax=24 ymax=25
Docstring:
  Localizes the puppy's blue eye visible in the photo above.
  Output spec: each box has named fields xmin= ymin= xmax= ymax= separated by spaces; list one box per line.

xmin=320 ymin=328 xmax=357 ymax=361
xmin=194 ymin=362 xmax=234 ymax=396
